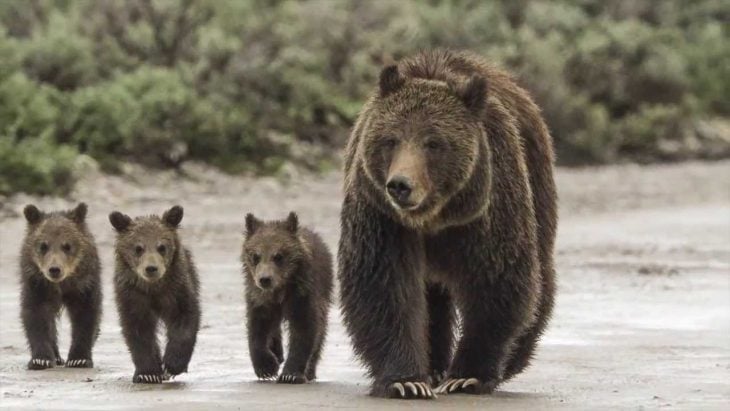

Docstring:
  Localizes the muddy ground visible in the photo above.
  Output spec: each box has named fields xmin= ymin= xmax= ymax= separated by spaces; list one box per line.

xmin=0 ymin=160 xmax=728 ymax=410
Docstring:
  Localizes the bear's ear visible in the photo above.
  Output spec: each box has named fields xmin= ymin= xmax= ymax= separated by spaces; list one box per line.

xmin=163 ymin=205 xmax=184 ymax=228
xmin=285 ymin=212 xmax=298 ymax=234
xmin=245 ymin=213 xmax=261 ymax=237
xmin=68 ymin=202 xmax=87 ymax=224
xmin=23 ymin=204 xmax=43 ymax=225
xmin=109 ymin=211 xmax=132 ymax=233
xmin=453 ymin=75 xmax=487 ymax=113
xmin=379 ymin=65 xmax=404 ymax=98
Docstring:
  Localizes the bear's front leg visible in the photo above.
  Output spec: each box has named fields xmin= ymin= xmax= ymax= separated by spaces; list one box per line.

xmin=161 ymin=297 xmax=200 ymax=378
xmin=64 ymin=288 xmax=102 ymax=368
xmin=278 ymin=295 xmax=317 ymax=384
xmin=338 ymin=199 xmax=433 ymax=399
xmin=247 ymin=304 xmax=283 ymax=380
xmin=118 ymin=293 xmax=164 ymax=383
xmin=426 ymin=283 xmax=455 ymax=386
xmin=21 ymin=282 xmax=61 ymax=370
xmin=436 ymin=245 xmax=539 ymax=395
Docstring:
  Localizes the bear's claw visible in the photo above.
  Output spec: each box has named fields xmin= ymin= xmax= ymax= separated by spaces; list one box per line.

xmin=388 ymin=381 xmax=435 ymax=399
xmin=134 ymin=374 xmax=164 ymax=384
xmin=28 ymin=358 xmax=53 ymax=370
xmin=277 ymin=373 xmax=307 ymax=384
xmin=66 ymin=359 xmax=92 ymax=368
xmin=435 ymin=377 xmax=495 ymax=395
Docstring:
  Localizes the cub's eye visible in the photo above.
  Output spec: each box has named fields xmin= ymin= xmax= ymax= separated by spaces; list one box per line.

xmin=157 ymin=244 xmax=166 ymax=255
xmin=272 ymin=253 xmax=284 ymax=265
xmin=425 ymin=139 xmax=442 ymax=150
xmin=383 ymin=137 xmax=398 ymax=149
xmin=61 ymin=243 xmax=72 ymax=253
xmin=39 ymin=242 xmax=49 ymax=254
xmin=251 ymin=253 xmax=261 ymax=266
xmin=135 ymin=245 xmax=144 ymax=256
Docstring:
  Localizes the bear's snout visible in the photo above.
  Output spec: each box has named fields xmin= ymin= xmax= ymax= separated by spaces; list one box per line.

xmin=386 ymin=176 xmax=414 ymax=207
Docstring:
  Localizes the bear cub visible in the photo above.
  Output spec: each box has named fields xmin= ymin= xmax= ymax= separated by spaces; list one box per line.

xmin=19 ymin=203 xmax=102 ymax=370
xmin=110 ymin=205 xmax=200 ymax=383
xmin=242 ymin=212 xmax=333 ymax=384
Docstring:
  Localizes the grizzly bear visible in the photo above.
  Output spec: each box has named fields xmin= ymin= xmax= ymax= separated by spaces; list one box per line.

xmin=242 ymin=212 xmax=333 ymax=384
xmin=19 ymin=203 xmax=102 ymax=370
xmin=109 ymin=206 xmax=201 ymax=384
xmin=338 ymin=50 xmax=557 ymax=399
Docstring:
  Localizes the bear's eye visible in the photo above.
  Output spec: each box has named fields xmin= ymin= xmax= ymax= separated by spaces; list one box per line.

xmin=135 ymin=245 xmax=144 ymax=256
xmin=157 ymin=244 xmax=166 ymax=255
xmin=39 ymin=242 xmax=49 ymax=254
xmin=382 ymin=137 xmax=398 ymax=149
xmin=251 ymin=253 xmax=261 ymax=266
xmin=272 ymin=253 xmax=284 ymax=265
xmin=61 ymin=243 xmax=72 ymax=253
xmin=425 ymin=139 xmax=442 ymax=151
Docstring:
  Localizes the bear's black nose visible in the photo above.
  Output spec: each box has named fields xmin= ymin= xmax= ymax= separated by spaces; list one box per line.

xmin=386 ymin=176 xmax=413 ymax=205
xmin=145 ymin=266 xmax=158 ymax=275
xmin=48 ymin=267 xmax=61 ymax=278
xmin=259 ymin=276 xmax=273 ymax=289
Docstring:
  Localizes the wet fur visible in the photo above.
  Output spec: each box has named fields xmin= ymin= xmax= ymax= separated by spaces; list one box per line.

xmin=19 ymin=203 xmax=102 ymax=369
xmin=339 ymin=50 xmax=557 ymax=397
xmin=242 ymin=213 xmax=333 ymax=383
xmin=110 ymin=206 xmax=201 ymax=383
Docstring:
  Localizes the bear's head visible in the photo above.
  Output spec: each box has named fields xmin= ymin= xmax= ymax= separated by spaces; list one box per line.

xmin=109 ymin=206 xmax=183 ymax=283
xmin=242 ymin=212 xmax=309 ymax=293
xmin=23 ymin=203 xmax=90 ymax=283
xmin=360 ymin=64 xmax=487 ymax=227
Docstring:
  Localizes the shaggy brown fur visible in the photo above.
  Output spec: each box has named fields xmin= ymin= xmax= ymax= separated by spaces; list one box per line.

xmin=110 ymin=206 xmax=200 ymax=384
xmin=19 ymin=203 xmax=102 ymax=370
xmin=242 ymin=212 xmax=333 ymax=384
xmin=339 ymin=50 xmax=557 ymax=399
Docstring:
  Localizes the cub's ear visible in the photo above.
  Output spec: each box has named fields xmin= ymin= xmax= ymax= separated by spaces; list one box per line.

xmin=379 ymin=65 xmax=404 ymax=98
xmin=285 ymin=212 xmax=298 ymax=234
xmin=245 ymin=213 xmax=261 ymax=237
xmin=163 ymin=205 xmax=184 ymax=228
xmin=453 ymin=74 xmax=487 ymax=113
xmin=23 ymin=204 xmax=43 ymax=225
xmin=109 ymin=211 xmax=132 ymax=232
xmin=68 ymin=202 xmax=88 ymax=224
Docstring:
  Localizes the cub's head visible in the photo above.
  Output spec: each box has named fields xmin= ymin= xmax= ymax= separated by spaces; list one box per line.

xmin=109 ymin=206 xmax=183 ymax=283
xmin=23 ymin=203 xmax=90 ymax=283
xmin=361 ymin=64 xmax=487 ymax=227
xmin=242 ymin=212 xmax=308 ymax=292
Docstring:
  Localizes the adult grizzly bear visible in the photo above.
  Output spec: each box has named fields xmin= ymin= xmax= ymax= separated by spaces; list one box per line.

xmin=338 ymin=50 xmax=557 ymax=399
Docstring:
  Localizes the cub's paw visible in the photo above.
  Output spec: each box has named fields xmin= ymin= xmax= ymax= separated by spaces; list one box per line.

xmin=252 ymin=350 xmax=280 ymax=380
xmin=277 ymin=372 xmax=307 ymax=384
xmin=435 ymin=377 xmax=498 ymax=395
xmin=161 ymin=360 xmax=188 ymax=378
xmin=133 ymin=371 xmax=164 ymax=384
xmin=28 ymin=358 xmax=54 ymax=370
xmin=373 ymin=379 xmax=435 ymax=399
xmin=66 ymin=358 xmax=93 ymax=368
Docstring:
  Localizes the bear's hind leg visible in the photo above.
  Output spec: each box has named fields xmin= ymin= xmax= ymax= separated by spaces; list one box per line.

xmin=426 ymin=283 xmax=454 ymax=386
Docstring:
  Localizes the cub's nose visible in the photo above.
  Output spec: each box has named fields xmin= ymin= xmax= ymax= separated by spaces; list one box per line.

xmin=145 ymin=266 xmax=159 ymax=275
xmin=386 ymin=176 xmax=413 ymax=206
xmin=48 ymin=267 xmax=62 ymax=279
xmin=259 ymin=276 xmax=273 ymax=289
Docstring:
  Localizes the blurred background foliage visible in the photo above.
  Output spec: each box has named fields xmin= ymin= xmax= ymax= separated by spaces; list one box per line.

xmin=0 ymin=0 xmax=728 ymax=194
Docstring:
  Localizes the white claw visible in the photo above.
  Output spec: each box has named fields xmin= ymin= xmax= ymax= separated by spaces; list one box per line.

xmin=415 ymin=382 xmax=425 ymax=397
xmin=450 ymin=378 xmax=465 ymax=393
xmin=392 ymin=382 xmax=405 ymax=398
xmin=463 ymin=378 xmax=479 ymax=389
xmin=404 ymin=382 xmax=417 ymax=397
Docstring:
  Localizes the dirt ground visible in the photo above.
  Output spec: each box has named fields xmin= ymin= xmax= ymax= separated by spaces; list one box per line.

xmin=0 ymin=160 xmax=728 ymax=410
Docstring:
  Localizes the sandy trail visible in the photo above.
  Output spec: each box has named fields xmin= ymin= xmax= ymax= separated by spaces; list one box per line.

xmin=1 ymin=161 xmax=728 ymax=410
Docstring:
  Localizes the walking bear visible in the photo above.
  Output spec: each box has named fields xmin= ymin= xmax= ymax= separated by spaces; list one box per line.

xmin=19 ymin=203 xmax=102 ymax=370
xmin=338 ymin=50 xmax=557 ymax=399
xmin=110 ymin=206 xmax=200 ymax=383
xmin=242 ymin=212 xmax=333 ymax=384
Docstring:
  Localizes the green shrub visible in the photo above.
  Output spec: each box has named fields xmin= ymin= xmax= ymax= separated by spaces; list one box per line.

xmin=0 ymin=136 xmax=77 ymax=195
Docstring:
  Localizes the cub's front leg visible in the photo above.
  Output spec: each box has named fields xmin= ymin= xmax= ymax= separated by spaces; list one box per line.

xmin=247 ymin=303 xmax=283 ymax=380
xmin=117 ymin=291 xmax=164 ymax=383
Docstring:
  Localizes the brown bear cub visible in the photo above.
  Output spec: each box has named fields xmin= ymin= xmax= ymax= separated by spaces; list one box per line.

xmin=109 ymin=206 xmax=200 ymax=384
xmin=19 ymin=203 xmax=102 ymax=370
xmin=339 ymin=50 xmax=557 ymax=399
xmin=242 ymin=212 xmax=333 ymax=384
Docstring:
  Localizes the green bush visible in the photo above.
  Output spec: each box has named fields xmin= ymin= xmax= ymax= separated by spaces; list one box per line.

xmin=0 ymin=0 xmax=727 ymax=194
xmin=0 ymin=136 xmax=77 ymax=195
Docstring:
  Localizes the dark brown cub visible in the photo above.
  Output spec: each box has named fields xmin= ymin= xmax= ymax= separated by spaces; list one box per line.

xmin=242 ymin=212 xmax=333 ymax=384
